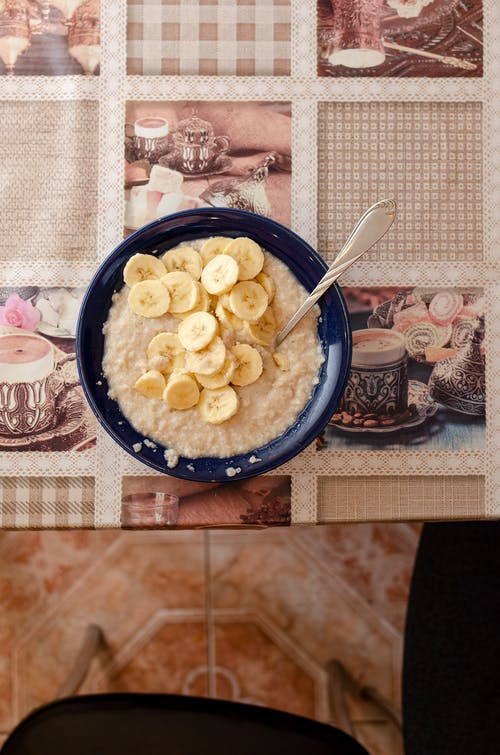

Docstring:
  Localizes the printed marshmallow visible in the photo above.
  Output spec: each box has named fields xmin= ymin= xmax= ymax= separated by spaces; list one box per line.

xmin=147 ymin=165 xmax=184 ymax=194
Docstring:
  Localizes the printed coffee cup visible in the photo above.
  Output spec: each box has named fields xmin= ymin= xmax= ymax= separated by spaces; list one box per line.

xmin=340 ymin=328 xmax=408 ymax=416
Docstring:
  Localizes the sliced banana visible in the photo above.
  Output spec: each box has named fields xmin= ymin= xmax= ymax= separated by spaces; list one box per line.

xmin=128 ymin=280 xmax=171 ymax=318
xmin=229 ymin=281 xmax=268 ymax=323
xmin=150 ymin=352 xmax=185 ymax=374
xmin=231 ymin=343 xmax=263 ymax=386
xmin=163 ymin=372 xmax=200 ymax=410
xmin=161 ymin=246 xmax=202 ymax=280
xmin=195 ymin=353 xmax=236 ymax=390
xmin=199 ymin=236 xmax=231 ymax=265
xmin=178 ymin=312 xmax=218 ymax=352
xmin=272 ymin=351 xmax=290 ymax=371
xmin=225 ymin=237 xmax=264 ymax=280
xmin=219 ymin=293 xmax=232 ymax=310
xmin=255 ymin=272 xmax=275 ymax=304
xmin=161 ymin=271 xmax=200 ymax=313
xmin=123 ymin=253 xmax=166 ymax=288
xmin=215 ymin=299 xmax=244 ymax=332
xmin=176 ymin=283 xmax=211 ymax=320
xmin=134 ymin=369 xmax=166 ymax=399
xmin=185 ymin=336 xmax=226 ymax=375
xmin=201 ymin=254 xmax=239 ymax=295
xmin=127 ymin=242 xmax=292 ymax=424
xmin=146 ymin=332 xmax=183 ymax=374
xmin=245 ymin=306 xmax=277 ymax=346
xmin=198 ymin=386 xmax=239 ymax=424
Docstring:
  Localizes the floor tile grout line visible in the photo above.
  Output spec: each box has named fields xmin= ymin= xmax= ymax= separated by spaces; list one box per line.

xmin=12 ymin=535 xmax=125 ymax=648
xmin=287 ymin=534 xmax=404 ymax=641
xmin=204 ymin=532 xmax=216 ymax=697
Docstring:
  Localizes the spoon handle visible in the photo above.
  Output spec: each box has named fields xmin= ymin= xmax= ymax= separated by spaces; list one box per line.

xmin=275 ymin=199 xmax=396 ymax=346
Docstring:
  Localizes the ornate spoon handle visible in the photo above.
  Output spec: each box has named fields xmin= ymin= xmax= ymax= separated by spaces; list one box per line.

xmin=275 ymin=199 xmax=396 ymax=347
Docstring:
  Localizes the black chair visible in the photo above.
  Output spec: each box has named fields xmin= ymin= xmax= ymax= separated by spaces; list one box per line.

xmin=1 ymin=692 xmax=368 ymax=755
xmin=403 ymin=521 xmax=500 ymax=755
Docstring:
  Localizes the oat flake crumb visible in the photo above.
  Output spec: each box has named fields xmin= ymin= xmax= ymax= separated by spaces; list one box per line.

xmin=187 ymin=463 xmax=195 ymax=472
xmin=132 ymin=442 xmax=142 ymax=453
xmin=143 ymin=439 xmax=157 ymax=449
xmin=249 ymin=455 xmax=262 ymax=464
xmin=225 ymin=466 xmax=242 ymax=477
xmin=164 ymin=448 xmax=179 ymax=468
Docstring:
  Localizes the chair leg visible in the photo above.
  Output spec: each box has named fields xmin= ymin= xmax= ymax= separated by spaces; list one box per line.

xmin=359 ymin=684 xmax=402 ymax=729
xmin=326 ymin=659 xmax=402 ymax=733
xmin=326 ymin=660 xmax=355 ymax=736
xmin=56 ymin=624 xmax=106 ymax=699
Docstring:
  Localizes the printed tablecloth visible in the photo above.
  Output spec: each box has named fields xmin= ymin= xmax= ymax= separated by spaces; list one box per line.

xmin=0 ymin=0 xmax=496 ymax=529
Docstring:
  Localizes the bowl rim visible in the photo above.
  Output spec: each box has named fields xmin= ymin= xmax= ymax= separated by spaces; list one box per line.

xmin=76 ymin=208 xmax=352 ymax=482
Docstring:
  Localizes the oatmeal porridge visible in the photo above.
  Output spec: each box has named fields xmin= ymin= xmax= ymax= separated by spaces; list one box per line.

xmin=102 ymin=236 xmax=324 ymax=459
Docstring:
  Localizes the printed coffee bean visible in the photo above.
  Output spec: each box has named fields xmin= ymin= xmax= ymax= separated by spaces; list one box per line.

xmin=341 ymin=414 xmax=354 ymax=426
xmin=352 ymin=419 xmax=363 ymax=426
xmin=363 ymin=413 xmax=378 ymax=420
xmin=332 ymin=413 xmax=342 ymax=422
xmin=363 ymin=419 xmax=379 ymax=427
xmin=381 ymin=419 xmax=396 ymax=426
xmin=353 ymin=412 xmax=363 ymax=418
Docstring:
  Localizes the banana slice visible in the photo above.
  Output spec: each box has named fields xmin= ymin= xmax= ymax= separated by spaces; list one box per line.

xmin=176 ymin=283 xmax=211 ymax=320
xmin=128 ymin=280 xmax=171 ymax=318
xmin=255 ymin=272 xmax=275 ymax=304
xmin=219 ymin=293 xmax=231 ymax=310
xmin=201 ymin=254 xmax=239 ymax=295
xmin=245 ymin=306 xmax=277 ymax=346
xmin=134 ymin=369 xmax=166 ymax=399
xmin=161 ymin=271 xmax=200 ymax=313
xmin=178 ymin=312 xmax=218 ymax=352
xmin=229 ymin=281 xmax=268 ymax=323
xmin=195 ymin=353 xmax=236 ymax=389
xmin=185 ymin=336 xmax=226 ymax=375
xmin=123 ymin=253 xmax=166 ymax=288
xmin=161 ymin=246 xmax=203 ymax=280
xmin=198 ymin=386 xmax=239 ymax=424
xmin=163 ymin=372 xmax=200 ymax=410
xmin=225 ymin=237 xmax=264 ymax=280
xmin=272 ymin=351 xmax=290 ymax=371
xmin=215 ymin=299 xmax=244 ymax=332
xmin=231 ymin=343 xmax=263 ymax=386
xmin=199 ymin=236 xmax=231 ymax=265
xmin=146 ymin=332 xmax=184 ymax=374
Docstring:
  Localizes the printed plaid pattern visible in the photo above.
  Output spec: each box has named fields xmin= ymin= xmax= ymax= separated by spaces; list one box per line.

xmin=127 ymin=0 xmax=291 ymax=75
xmin=0 ymin=477 xmax=95 ymax=529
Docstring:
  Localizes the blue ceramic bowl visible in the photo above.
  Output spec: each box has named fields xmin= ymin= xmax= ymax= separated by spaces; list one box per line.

xmin=76 ymin=209 xmax=351 ymax=482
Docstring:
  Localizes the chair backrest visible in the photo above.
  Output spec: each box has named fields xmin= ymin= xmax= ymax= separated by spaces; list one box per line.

xmin=1 ymin=693 xmax=369 ymax=755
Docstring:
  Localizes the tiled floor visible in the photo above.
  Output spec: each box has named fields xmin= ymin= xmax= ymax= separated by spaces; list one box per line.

xmin=0 ymin=524 xmax=420 ymax=754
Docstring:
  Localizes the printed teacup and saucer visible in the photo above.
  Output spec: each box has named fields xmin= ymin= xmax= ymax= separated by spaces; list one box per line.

xmin=159 ymin=113 xmax=232 ymax=178
xmin=0 ymin=329 xmax=88 ymax=448
xmin=330 ymin=328 xmax=438 ymax=434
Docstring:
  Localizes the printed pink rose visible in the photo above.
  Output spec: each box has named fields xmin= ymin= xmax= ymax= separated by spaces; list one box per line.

xmin=0 ymin=294 xmax=41 ymax=331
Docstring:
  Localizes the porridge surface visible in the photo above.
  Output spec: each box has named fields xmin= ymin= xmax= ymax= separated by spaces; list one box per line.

xmin=103 ymin=241 xmax=324 ymax=459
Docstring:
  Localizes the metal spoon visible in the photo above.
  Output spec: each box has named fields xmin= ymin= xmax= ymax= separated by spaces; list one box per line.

xmin=275 ymin=198 xmax=397 ymax=346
